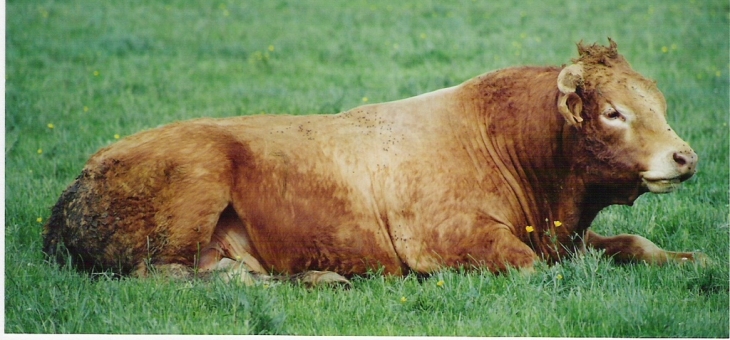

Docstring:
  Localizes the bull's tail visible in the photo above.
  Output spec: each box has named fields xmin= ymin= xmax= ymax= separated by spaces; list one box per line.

xmin=42 ymin=176 xmax=82 ymax=267
xmin=42 ymin=171 xmax=117 ymax=273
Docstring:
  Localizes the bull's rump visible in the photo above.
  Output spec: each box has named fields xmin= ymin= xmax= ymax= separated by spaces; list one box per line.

xmin=43 ymin=113 xmax=406 ymax=275
xmin=43 ymin=121 xmax=233 ymax=273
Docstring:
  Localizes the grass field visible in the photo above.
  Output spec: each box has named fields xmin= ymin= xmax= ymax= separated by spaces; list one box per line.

xmin=5 ymin=0 xmax=729 ymax=336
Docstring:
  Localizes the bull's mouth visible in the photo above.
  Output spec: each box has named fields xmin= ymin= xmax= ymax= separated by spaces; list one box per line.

xmin=640 ymin=176 xmax=682 ymax=193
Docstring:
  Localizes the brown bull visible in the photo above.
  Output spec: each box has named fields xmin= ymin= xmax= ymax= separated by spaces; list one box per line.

xmin=43 ymin=39 xmax=704 ymax=286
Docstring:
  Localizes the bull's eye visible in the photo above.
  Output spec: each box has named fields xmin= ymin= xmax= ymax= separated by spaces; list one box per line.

xmin=605 ymin=109 xmax=624 ymax=121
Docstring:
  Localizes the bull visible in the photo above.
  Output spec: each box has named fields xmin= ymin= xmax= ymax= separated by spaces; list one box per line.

xmin=43 ymin=39 xmax=704 ymax=286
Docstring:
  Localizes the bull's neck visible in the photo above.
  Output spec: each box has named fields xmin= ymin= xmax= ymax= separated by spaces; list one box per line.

xmin=457 ymin=67 xmax=593 ymax=245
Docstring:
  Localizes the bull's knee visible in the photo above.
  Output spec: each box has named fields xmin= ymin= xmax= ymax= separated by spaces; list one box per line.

xmin=488 ymin=228 xmax=539 ymax=273
xmin=497 ymin=247 xmax=538 ymax=273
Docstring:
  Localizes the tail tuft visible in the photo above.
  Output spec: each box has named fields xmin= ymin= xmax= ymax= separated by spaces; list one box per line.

xmin=42 ymin=176 xmax=82 ymax=267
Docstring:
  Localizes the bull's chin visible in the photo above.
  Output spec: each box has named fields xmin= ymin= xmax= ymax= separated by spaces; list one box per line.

xmin=641 ymin=177 xmax=682 ymax=193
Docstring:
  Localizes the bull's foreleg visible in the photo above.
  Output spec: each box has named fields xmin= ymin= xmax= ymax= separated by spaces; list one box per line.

xmin=585 ymin=230 xmax=708 ymax=265
xmin=459 ymin=226 xmax=539 ymax=273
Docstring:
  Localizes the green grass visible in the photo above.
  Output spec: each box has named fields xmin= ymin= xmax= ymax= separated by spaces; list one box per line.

xmin=5 ymin=0 xmax=729 ymax=336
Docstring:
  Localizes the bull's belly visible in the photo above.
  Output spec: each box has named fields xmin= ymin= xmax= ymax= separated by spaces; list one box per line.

xmin=230 ymin=192 xmax=406 ymax=276
xmin=248 ymin=223 xmax=404 ymax=276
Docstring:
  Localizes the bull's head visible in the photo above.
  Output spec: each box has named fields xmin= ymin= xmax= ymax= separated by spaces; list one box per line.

xmin=557 ymin=38 xmax=697 ymax=195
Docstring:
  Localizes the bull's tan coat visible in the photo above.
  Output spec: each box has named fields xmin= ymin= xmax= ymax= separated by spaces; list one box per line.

xmin=43 ymin=40 xmax=703 ymax=281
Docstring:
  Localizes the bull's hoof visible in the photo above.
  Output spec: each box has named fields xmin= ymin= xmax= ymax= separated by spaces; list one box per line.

xmin=150 ymin=263 xmax=194 ymax=280
xmin=291 ymin=270 xmax=352 ymax=289
xmin=212 ymin=258 xmax=272 ymax=286
xmin=679 ymin=252 xmax=711 ymax=266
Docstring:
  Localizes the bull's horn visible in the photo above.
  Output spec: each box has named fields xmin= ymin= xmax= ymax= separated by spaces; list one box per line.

xmin=557 ymin=63 xmax=585 ymax=127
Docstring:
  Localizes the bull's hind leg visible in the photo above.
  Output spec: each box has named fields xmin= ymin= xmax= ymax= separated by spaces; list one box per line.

xmin=211 ymin=259 xmax=351 ymax=288
xmin=585 ymin=230 xmax=708 ymax=265
xmin=288 ymin=271 xmax=352 ymax=288
xmin=130 ymin=165 xmax=238 ymax=277
xmin=196 ymin=205 xmax=268 ymax=279
xmin=137 ymin=204 xmax=263 ymax=281
xmin=197 ymin=206 xmax=351 ymax=288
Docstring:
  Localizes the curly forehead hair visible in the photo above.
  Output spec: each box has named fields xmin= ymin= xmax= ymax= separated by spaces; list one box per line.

xmin=573 ymin=38 xmax=627 ymax=66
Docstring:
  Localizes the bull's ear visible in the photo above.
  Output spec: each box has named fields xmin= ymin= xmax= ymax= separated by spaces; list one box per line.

xmin=557 ymin=63 xmax=584 ymax=127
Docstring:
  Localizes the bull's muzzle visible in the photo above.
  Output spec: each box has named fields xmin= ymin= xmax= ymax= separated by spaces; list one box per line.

xmin=640 ymin=147 xmax=698 ymax=193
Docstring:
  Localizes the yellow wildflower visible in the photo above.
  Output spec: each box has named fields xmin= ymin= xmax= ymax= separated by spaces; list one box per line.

xmin=93 ymin=70 xmax=100 ymax=76
xmin=268 ymin=45 xmax=275 ymax=52
xmin=362 ymin=97 xmax=369 ymax=103
xmin=219 ymin=4 xmax=229 ymax=17
xmin=47 ymin=123 xmax=55 ymax=129
xmin=437 ymin=280 xmax=445 ymax=287
xmin=400 ymin=296 xmax=407 ymax=303
xmin=553 ymin=220 xmax=562 ymax=227
xmin=37 ymin=148 xmax=43 ymax=154
xmin=557 ymin=274 xmax=563 ymax=280
xmin=83 ymin=106 xmax=89 ymax=112
xmin=525 ymin=226 xmax=534 ymax=233
xmin=661 ymin=46 xmax=668 ymax=53
xmin=114 ymin=134 xmax=120 ymax=139
xmin=36 ymin=217 xmax=43 ymax=223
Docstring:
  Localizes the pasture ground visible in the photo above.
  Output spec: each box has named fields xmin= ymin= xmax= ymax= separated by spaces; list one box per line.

xmin=5 ymin=0 xmax=729 ymax=336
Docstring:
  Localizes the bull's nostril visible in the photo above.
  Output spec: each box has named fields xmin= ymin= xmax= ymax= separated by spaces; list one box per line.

xmin=673 ymin=151 xmax=698 ymax=174
xmin=673 ymin=152 xmax=688 ymax=166
xmin=673 ymin=151 xmax=698 ymax=181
